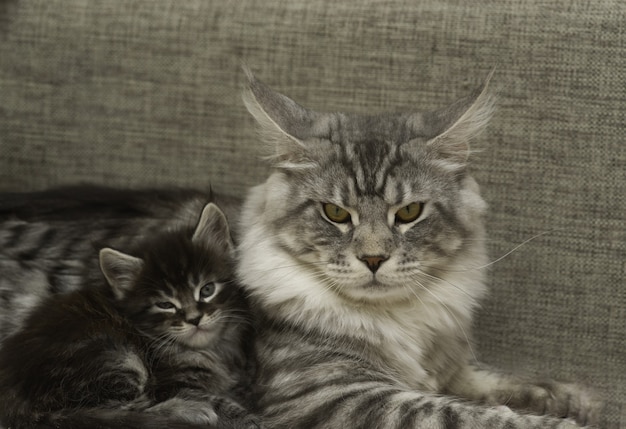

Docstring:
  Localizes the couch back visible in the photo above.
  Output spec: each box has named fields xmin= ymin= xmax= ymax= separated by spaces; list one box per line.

xmin=0 ymin=1 xmax=624 ymax=427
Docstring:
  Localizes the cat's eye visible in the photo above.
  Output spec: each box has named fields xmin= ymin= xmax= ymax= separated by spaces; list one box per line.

xmin=323 ymin=203 xmax=351 ymax=224
xmin=155 ymin=302 xmax=176 ymax=310
xmin=395 ymin=202 xmax=424 ymax=224
xmin=199 ymin=283 xmax=217 ymax=302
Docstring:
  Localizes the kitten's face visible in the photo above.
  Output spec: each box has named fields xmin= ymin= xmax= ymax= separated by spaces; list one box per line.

xmin=128 ymin=258 xmax=238 ymax=349
xmin=100 ymin=203 xmax=244 ymax=349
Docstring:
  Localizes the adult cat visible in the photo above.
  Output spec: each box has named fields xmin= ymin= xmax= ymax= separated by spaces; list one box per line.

xmin=236 ymin=71 xmax=600 ymax=428
xmin=0 ymin=202 xmax=260 ymax=429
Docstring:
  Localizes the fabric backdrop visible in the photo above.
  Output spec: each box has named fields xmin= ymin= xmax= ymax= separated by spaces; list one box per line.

xmin=0 ymin=1 xmax=624 ymax=427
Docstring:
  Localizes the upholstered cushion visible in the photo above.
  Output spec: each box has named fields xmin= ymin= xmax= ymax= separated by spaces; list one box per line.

xmin=0 ymin=1 xmax=623 ymax=426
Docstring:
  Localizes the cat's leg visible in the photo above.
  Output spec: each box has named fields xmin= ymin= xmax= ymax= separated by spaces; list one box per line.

xmin=40 ymin=345 xmax=150 ymax=411
xmin=146 ymin=395 xmax=263 ymax=429
xmin=255 ymin=357 xmax=585 ymax=429
xmin=445 ymin=363 xmax=602 ymax=426
xmin=145 ymin=396 xmax=219 ymax=424
xmin=74 ymin=348 xmax=150 ymax=406
xmin=210 ymin=395 xmax=264 ymax=429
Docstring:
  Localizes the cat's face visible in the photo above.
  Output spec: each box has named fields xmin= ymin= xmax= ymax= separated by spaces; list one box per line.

xmin=127 ymin=262 xmax=238 ymax=349
xmin=258 ymin=125 xmax=485 ymax=304
xmin=100 ymin=203 xmax=245 ymax=349
xmin=241 ymin=72 xmax=492 ymax=305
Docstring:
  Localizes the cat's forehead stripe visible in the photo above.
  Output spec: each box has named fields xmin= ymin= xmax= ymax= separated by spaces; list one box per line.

xmin=339 ymin=139 xmax=401 ymax=198
xmin=162 ymin=281 xmax=177 ymax=297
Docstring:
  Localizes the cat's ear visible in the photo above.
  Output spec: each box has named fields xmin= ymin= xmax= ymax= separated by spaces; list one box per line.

xmin=413 ymin=71 xmax=496 ymax=168
xmin=99 ymin=248 xmax=144 ymax=300
xmin=242 ymin=68 xmax=322 ymax=167
xmin=192 ymin=203 xmax=234 ymax=253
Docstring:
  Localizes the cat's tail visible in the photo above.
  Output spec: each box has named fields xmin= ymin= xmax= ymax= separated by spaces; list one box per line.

xmin=28 ymin=408 xmax=245 ymax=429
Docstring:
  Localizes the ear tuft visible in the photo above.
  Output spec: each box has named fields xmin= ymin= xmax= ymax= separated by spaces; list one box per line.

xmin=242 ymin=69 xmax=321 ymax=167
xmin=421 ymin=71 xmax=497 ymax=166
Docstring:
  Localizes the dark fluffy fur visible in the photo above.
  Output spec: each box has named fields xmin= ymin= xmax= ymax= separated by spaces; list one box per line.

xmin=0 ymin=202 xmax=260 ymax=429
xmin=0 ymin=186 xmax=239 ymax=342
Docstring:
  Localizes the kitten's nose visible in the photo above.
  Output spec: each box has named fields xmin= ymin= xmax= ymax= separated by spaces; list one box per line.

xmin=187 ymin=315 xmax=203 ymax=326
xmin=359 ymin=255 xmax=387 ymax=273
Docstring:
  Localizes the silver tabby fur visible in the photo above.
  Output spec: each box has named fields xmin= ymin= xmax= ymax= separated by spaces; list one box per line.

xmin=236 ymin=70 xmax=601 ymax=429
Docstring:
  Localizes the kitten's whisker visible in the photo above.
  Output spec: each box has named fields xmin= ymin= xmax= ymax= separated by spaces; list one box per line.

xmin=146 ymin=332 xmax=178 ymax=366
xmin=213 ymin=313 xmax=252 ymax=326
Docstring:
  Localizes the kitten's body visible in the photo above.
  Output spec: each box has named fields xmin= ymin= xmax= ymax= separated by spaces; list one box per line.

xmin=237 ymin=72 xmax=600 ymax=428
xmin=0 ymin=202 xmax=260 ymax=429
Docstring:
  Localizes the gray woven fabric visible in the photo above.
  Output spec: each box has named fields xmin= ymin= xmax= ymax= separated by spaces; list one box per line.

xmin=0 ymin=0 xmax=624 ymax=427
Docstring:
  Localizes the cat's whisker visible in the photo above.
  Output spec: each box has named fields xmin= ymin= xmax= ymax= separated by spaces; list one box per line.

xmin=248 ymin=261 xmax=340 ymax=297
xmin=409 ymin=278 xmax=477 ymax=363
xmin=146 ymin=331 xmax=180 ymax=365
xmin=471 ymin=231 xmax=551 ymax=271
xmin=242 ymin=260 xmax=330 ymax=276
xmin=218 ymin=309 xmax=254 ymax=319
xmin=412 ymin=270 xmax=476 ymax=302
xmin=212 ymin=313 xmax=253 ymax=326
xmin=424 ymin=231 xmax=552 ymax=274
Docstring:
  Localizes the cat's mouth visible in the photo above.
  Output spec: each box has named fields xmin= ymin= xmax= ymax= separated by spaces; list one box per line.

xmin=175 ymin=322 xmax=221 ymax=348
xmin=356 ymin=279 xmax=387 ymax=290
xmin=335 ymin=278 xmax=409 ymax=304
xmin=180 ymin=329 xmax=217 ymax=348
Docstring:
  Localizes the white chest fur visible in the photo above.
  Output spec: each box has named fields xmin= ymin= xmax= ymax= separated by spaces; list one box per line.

xmin=239 ymin=225 xmax=482 ymax=392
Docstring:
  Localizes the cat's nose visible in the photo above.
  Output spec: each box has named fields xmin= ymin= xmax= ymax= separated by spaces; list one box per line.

xmin=359 ymin=255 xmax=387 ymax=273
xmin=187 ymin=315 xmax=203 ymax=326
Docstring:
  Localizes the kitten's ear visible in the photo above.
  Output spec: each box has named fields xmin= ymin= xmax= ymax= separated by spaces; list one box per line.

xmin=242 ymin=68 xmax=322 ymax=167
xmin=192 ymin=203 xmax=234 ymax=253
xmin=99 ymin=248 xmax=144 ymax=300
xmin=414 ymin=71 xmax=496 ymax=167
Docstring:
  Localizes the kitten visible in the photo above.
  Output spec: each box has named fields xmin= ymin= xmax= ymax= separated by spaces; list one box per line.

xmin=236 ymin=70 xmax=601 ymax=429
xmin=0 ymin=202 xmax=261 ymax=429
xmin=0 ymin=186 xmax=236 ymax=343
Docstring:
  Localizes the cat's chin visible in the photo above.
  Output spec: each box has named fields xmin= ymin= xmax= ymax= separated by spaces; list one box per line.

xmin=335 ymin=280 xmax=413 ymax=305
xmin=178 ymin=328 xmax=218 ymax=349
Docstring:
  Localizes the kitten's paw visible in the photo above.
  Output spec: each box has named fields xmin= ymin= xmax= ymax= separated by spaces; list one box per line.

xmin=146 ymin=397 xmax=218 ymax=424
xmin=213 ymin=398 xmax=265 ymax=429
xmin=228 ymin=415 xmax=265 ymax=429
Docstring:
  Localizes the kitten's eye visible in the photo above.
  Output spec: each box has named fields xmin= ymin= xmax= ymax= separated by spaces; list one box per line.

xmin=199 ymin=283 xmax=217 ymax=302
xmin=395 ymin=202 xmax=424 ymax=223
xmin=155 ymin=302 xmax=176 ymax=310
xmin=323 ymin=203 xmax=351 ymax=223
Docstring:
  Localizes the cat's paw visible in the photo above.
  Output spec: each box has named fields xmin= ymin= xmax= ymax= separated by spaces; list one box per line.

xmin=537 ymin=381 xmax=602 ymax=427
xmin=488 ymin=381 xmax=602 ymax=426
xmin=227 ymin=415 xmax=265 ymax=429
xmin=146 ymin=397 xmax=218 ymax=424
xmin=213 ymin=399 xmax=265 ymax=429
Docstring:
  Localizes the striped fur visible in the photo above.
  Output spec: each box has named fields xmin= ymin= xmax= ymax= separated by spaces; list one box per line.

xmin=0 ymin=186 xmax=239 ymax=342
xmin=0 ymin=202 xmax=260 ymax=429
xmin=237 ymin=72 xmax=600 ymax=428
